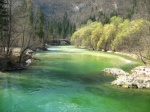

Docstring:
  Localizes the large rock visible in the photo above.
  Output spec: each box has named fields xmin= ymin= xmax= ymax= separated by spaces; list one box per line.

xmin=111 ymin=66 xmax=150 ymax=89
xmin=103 ymin=68 xmax=129 ymax=76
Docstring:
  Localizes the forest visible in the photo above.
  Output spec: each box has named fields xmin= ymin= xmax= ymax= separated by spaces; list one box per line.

xmin=0 ymin=0 xmax=75 ymax=70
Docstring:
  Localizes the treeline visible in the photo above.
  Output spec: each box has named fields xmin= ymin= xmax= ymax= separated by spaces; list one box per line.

xmin=81 ymin=9 xmax=134 ymax=27
xmin=81 ymin=11 xmax=115 ymax=26
xmin=71 ymin=16 xmax=150 ymax=64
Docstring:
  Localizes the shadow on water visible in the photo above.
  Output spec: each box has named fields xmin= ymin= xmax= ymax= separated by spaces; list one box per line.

xmin=5 ymin=69 xmax=114 ymax=89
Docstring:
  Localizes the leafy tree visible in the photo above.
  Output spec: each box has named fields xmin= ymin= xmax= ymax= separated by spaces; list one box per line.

xmin=97 ymin=24 xmax=116 ymax=51
xmin=110 ymin=16 xmax=123 ymax=26
xmin=112 ymin=19 xmax=131 ymax=51
xmin=112 ymin=19 xmax=150 ymax=64
xmin=71 ymin=30 xmax=82 ymax=47
xmin=91 ymin=22 xmax=103 ymax=50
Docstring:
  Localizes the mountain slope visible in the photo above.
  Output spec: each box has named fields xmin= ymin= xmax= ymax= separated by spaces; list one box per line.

xmin=33 ymin=0 xmax=149 ymax=25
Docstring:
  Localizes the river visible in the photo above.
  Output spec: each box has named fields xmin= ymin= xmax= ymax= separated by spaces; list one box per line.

xmin=0 ymin=46 xmax=150 ymax=112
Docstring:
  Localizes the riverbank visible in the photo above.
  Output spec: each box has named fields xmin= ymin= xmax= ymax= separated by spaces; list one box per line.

xmin=0 ymin=54 xmax=32 ymax=71
xmin=0 ymin=46 xmax=49 ymax=71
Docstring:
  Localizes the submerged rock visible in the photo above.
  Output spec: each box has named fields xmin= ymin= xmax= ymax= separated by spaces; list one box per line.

xmin=103 ymin=66 xmax=150 ymax=89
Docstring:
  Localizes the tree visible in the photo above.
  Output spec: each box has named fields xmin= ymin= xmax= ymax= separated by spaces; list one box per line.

xmin=126 ymin=19 xmax=150 ymax=65
xmin=112 ymin=19 xmax=150 ymax=64
xmin=0 ymin=0 xmax=8 ymax=53
xmin=97 ymin=24 xmax=116 ymax=51
xmin=27 ymin=0 xmax=34 ymax=28
xmin=0 ymin=0 xmax=7 ymax=30
xmin=36 ymin=7 xmax=45 ymax=48
xmin=112 ymin=19 xmax=131 ymax=51
xmin=17 ymin=0 xmax=35 ymax=65
xmin=71 ymin=30 xmax=81 ymax=47
xmin=110 ymin=16 xmax=123 ymax=26
xmin=91 ymin=22 xmax=103 ymax=50
xmin=5 ymin=0 xmax=13 ymax=57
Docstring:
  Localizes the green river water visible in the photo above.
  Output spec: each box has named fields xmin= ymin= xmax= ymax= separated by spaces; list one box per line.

xmin=0 ymin=46 xmax=150 ymax=112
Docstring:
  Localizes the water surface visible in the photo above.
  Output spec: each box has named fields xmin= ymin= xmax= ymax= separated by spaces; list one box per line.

xmin=0 ymin=46 xmax=149 ymax=112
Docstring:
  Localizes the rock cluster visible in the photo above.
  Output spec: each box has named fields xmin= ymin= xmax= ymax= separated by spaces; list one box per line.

xmin=103 ymin=66 xmax=150 ymax=89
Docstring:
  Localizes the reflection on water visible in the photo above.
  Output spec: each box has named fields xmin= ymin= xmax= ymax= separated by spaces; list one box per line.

xmin=0 ymin=46 xmax=149 ymax=112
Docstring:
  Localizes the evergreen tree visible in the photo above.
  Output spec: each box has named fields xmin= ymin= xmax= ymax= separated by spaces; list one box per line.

xmin=47 ymin=12 xmax=76 ymax=40
xmin=90 ymin=15 xmax=96 ymax=22
xmin=110 ymin=11 xmax=118 ymax=18
xmin=0 ymin=0 xmax=8 ymax=32
xmin=36 ymin=7 xmax=45 ymax=47
xmin=0 ymin=0 xmax=9 ymax=54
xmin=0 ymin=0 xmax=6 ymax=52
xmin=0 ymin=0 xmax=4 ymax=30
xmin=27 ymin=0 xmax=34 ymax=28
xmin=36 ymin=7 xmax=44 ymax=38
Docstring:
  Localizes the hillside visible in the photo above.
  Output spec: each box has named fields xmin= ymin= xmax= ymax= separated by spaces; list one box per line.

xmin=33 ymin=0 xmax=150 ymax=26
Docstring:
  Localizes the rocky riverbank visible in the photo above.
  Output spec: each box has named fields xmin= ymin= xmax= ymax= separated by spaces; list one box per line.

xmin=0 ymin=49 xmax=34 ymax=71
xmin=103 ymin=66 xmax=150 ymax=89
xmin=0 ymin=46 xmax=48 ymax=72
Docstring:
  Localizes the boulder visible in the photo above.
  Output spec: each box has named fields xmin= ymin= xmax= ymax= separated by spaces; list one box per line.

xmin=103 ymin=68 xmax=129 ymax=76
